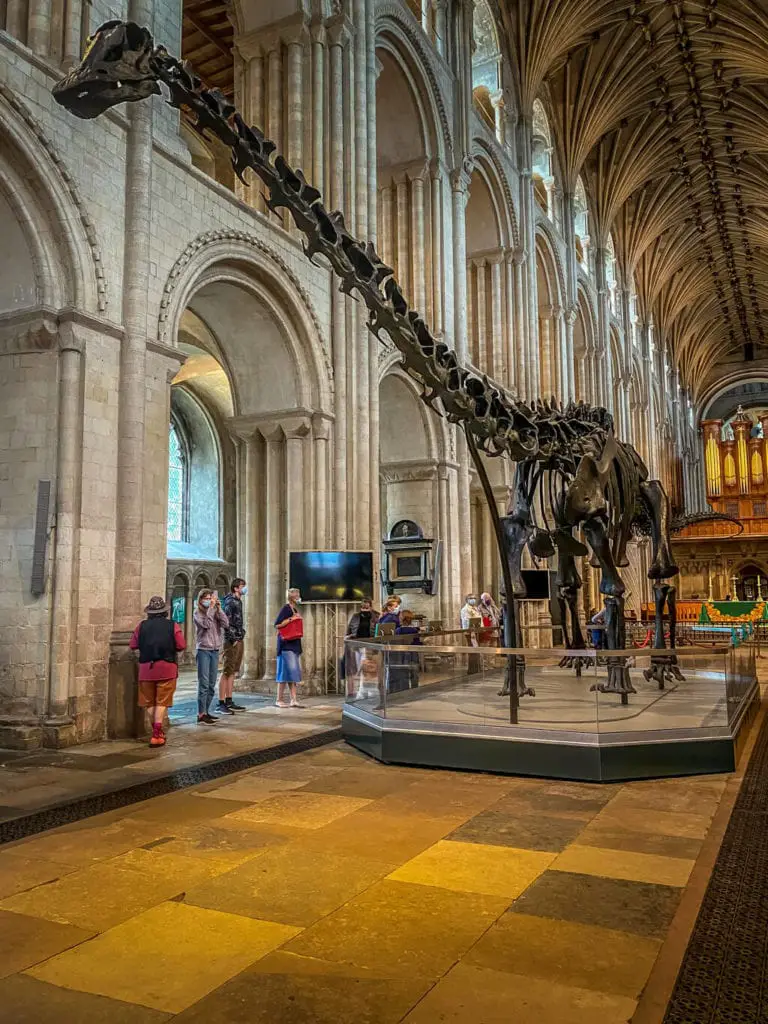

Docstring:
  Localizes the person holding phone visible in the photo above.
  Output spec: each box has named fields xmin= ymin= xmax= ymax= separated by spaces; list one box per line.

xmin=194 ymin=588 xmax=228 ymax=724
xmin=274 ymin=587 xmax=304 ymax=708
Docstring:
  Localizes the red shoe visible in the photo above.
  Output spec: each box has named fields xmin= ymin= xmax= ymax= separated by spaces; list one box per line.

xmin=149 ymin=723 xmax=166 ymax=748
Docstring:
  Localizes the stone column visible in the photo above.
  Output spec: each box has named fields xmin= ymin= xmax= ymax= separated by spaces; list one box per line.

xmin=451 ymin=165 xmax=473 ymax=596
xmin=311 ymin=23 xmax=326 ymax=194
xmin=5 ymin=1 xmax=26 ymax=42
xmin=490 ymin=90 xmax=506 ymax=147
xmin=267 ymin=43 xmax=283 ymax=157
xmin=432 ymin=0 xmax=448 ymax=57
xmin=565 ymin=306 xmax=577 ymax=401
xmin=395 ymin=171 xmax=410 ymax=298
xmin=411 ymin=170 xmax=427 ymax=314
xmin=475 ymin=257 xmax=487 ymax=370
xmin=379 ymin=183 xmax=394 ymax=268
xmin=262 ymin=425 xmax=284 ymax=679
xmin=113 ymin=1 xmax=153 ymax=633
xmin=513 ymin=247 xmax=527 ymax=398
xmin=489 ymin=255 xmax=503 ymax=382
xmin=430 ymin=162 xmax=444 ymax=336
xmin=28 ymin=0 xmax=52 ymax=55
xmin=285 ymin=23 xmax=307 ymax=169
xmin=241 ymin=431 xmax=264 ymax=682
xmin=328 ymin=18 xmax=349 ymax=548
xmin=45 ymin=325 xmax=83 ymax=746
xmin=539 ymin=310 xmax=552 ymax=395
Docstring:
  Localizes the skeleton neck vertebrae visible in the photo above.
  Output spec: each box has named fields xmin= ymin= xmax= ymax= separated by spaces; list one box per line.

xmin=53 ymin=20 xmax=733 ymax=706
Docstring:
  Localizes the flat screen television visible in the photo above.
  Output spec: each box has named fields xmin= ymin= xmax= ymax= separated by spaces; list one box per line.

xmin=289 ymin=551 xmax=374 ymax=602
xmin=521 ymin=569 xmax=550 ymax=600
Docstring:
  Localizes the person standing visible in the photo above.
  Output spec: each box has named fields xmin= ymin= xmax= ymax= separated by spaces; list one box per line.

xmin=344 ymin=598 xmax=380 ymax=689
xmin=377 ymin=596 xmax=401 ymax=632
xmin=275 ymin=588 xmax=304 ymax=708
xmin=218 ymin=578 xmax=247 ymax=715
xmin=390 ymin=608 xmax=423 ymax=692
xmin=194 ymin=589 xmax=228 ymax=725
xmin=479 ymin=592 xmax=501 ymax=646
xmin=130 ymin=596 xmax=186 ymax=748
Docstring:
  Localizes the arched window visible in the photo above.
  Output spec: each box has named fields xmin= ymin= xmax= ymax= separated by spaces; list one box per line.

xmin=167 ymin=389 xmax=222 ymax=560
xmin=574 ymin=177 xmax=590 ymax=272
xmin=472 ymin=0 xmax=501 ymax=91
xmin=167 ymin=421 xmax=188 ymax=543
xmin=532 ymin=99 xmax=555 ymax=217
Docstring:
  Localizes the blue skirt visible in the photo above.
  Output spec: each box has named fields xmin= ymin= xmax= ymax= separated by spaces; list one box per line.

xmin=276 ymin=650 xmax=302 ymax=683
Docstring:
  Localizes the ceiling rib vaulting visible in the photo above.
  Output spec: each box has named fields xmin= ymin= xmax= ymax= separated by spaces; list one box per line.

xmin=181 ymin=1 xmax=768 ymax=398
xmin=500 ymin=0 xmax=768 ymax=394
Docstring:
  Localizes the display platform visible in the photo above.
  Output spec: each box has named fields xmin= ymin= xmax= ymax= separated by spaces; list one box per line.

xmin=341 ymin=641 xmax=758 ymax=781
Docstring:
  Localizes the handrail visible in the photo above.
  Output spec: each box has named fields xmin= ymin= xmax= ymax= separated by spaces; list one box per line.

xmin=343 ymin=639 xmax=731 ymax=657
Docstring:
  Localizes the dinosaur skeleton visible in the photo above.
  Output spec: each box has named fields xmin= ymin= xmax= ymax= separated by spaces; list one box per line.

xmin=52 ymin=20 xmax=738 ymax=710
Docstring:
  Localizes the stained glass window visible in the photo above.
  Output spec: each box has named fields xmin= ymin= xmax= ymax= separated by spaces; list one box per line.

xmin=167 ymin=422 xmax=186 ymax=542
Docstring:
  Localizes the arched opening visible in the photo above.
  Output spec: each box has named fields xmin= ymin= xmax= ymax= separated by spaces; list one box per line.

xmin=379 ymin=370 xmax=456 ymax=622
xmin=535 ymin=231 xmax=564 ymax=397
xmin=472 ymin=1 xmax=501 ymax=96
xmin=573 ymin=176 xmax=591 ymax=274
xmin=532 ymin=99 xmax=555 ymax=219
xmin=465 ymin=167 xmax=504 ymax=377
xmin=162 ymin=249 xmax=331 ymax=683
xmin=376 ymin=39 xmax=441 ymax=327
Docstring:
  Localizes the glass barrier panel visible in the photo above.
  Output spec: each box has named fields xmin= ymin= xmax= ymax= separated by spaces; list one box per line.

xmin=594 ymin=648 xmax=732 ymax=739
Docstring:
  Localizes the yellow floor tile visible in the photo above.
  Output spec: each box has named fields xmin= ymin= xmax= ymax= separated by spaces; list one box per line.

xmin=26 ymin=900 xmax=301 ymax=1014
xmin=0 ymin=851 xmax=77 ymax=900
xmin=193 ymin=776 xmax=308 ymax=803
xmin=387 ymin=840 xmax=555 ymax=898
xmin=185 ymin=847 xmax=391 ymax=927
xmin=555 ymin=844 xmax=694 ymax=888
xmin=284 ymin=879 xmax=509 ymax=979
xmin=466 ymin=912 xmax=662 ymax=998
xmin=402 ymin=963 xmax=637 ymax=1023
xmin=0 ymin=849 xmax=228 ymax=933
xmin=2 ymin=818 xmax=167 ymax=867
xmin=221 ymin=792 xmax=371 ymax=830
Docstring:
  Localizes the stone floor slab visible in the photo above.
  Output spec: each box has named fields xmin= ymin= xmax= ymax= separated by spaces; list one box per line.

xmin=0 ymin=851 xmax=227 ymax=932
xmin=387 ymin=839 xmax=555 ymax=898
xmin=184 ymin=847 xmax=391 ymax=926
xmin=172 ymin=951 xmax=429 ymax=1023
xmin=2 ymin=817 xmax=169 ymax=867
xmin=573 ymin=821 xmax=703 ymax=860
xmin=0 ymin=909 xmax=93 ymax=979
xmin=26 ymin=901 xmax=301 ymax=1013
xmin=193 ymin=776 xmax=308 ymax=802
xmin=0 ymin=851 xmax=77 ymax=899
xmin=551 ymin=843 xmax=694 ymax=888
xmin=401 ymin=963 xmax=638 ymax=1023
xmin=448 ymin=808 xmax=586 ymax=852
xmin=284 ymin=879 xmax=509 ymax=979
xmin=465 ymin=911 xmax=662 ymax=998
xmin=590 ymin=806 xmax=713 ymax=840
xmin=510 ymin=869 xmax=682 ymax=939
xmin=143 ymin=822 xmax=290 ymax=862
xmin=221 ymin=791 xmax=371 ymax=830
xmin=0 ymin=974 xmax=171 ymax=1023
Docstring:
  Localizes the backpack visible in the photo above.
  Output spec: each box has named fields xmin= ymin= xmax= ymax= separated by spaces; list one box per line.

xmin=137 ymin=618 xmax=177 ymax=665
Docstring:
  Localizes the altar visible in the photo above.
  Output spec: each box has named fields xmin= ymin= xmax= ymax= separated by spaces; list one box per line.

xmin=699 ymin=600 xmax=768 ymax=624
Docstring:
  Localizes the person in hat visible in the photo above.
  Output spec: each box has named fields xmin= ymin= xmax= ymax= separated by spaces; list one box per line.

xmin=129 ymin=596 xmax=186 ymax=747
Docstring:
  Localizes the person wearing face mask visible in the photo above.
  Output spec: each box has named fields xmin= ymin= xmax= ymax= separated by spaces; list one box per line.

xmin=218 ymin=578 xmax=247 ymax=715
xmin=344 ymin=598 xmax=380 ymax=690
xmin=460 ymin=595 xmax=484 ymax=673
xmin=275 ymin=587 xmax=304 ymax=708
xmin=194 ymin=589 xmax=229 ymax=724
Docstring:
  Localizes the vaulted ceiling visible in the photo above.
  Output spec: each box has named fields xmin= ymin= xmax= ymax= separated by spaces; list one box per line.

xmin=498 ymin=0 xmax=768 ymax=394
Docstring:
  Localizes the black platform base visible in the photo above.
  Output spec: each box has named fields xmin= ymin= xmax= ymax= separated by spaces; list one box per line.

xmin=342 ymin=686 xmax=759 ymax=782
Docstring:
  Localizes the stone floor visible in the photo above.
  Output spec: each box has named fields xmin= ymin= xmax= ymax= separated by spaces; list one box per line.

xmin=0 ymin=677 xmax=343 ymax=822
xmin=0 ymin=738 xmax=734 ymax=1023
